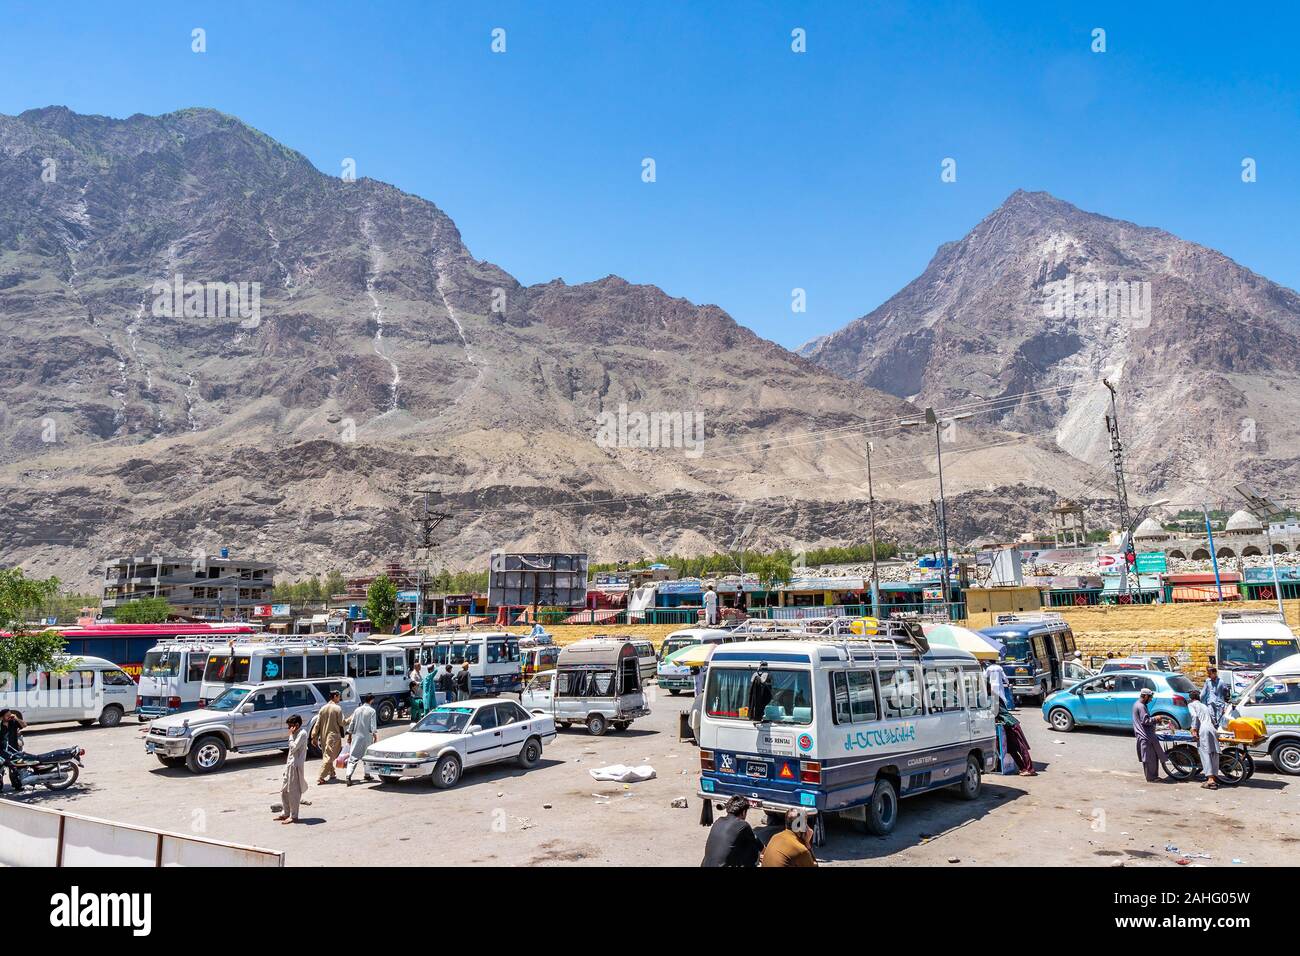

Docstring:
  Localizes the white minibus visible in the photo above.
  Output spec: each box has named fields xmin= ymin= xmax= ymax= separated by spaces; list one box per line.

xmin=0 ymin=655 xmax=138 ymax=728
xmin=697 ymin=623 xmax=996 ymax=843
xmin=381 ymin=631 xmax=523 ymax=697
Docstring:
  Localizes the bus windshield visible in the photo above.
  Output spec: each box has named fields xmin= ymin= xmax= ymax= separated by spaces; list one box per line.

xmin=1001 ymin=638 xmax=1032 ymax=663
xmin=142 ymin=651 xmax=181 ymax=678
xmin=661 ymin=638 xmax=697 ymax=661
xmin=705 ymin=668 xmax=813 ymax=724
xmin=1219 ymin=638 xmax=1299 ymax=668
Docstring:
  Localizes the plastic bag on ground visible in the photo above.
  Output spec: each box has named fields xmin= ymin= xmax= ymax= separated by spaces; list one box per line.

xmin=589 ymin=764 xmax=656 ymax=782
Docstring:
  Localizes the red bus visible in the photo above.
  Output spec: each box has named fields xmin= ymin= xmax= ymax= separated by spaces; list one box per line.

xmin=56 ymin=623 xmax=259 ymax=678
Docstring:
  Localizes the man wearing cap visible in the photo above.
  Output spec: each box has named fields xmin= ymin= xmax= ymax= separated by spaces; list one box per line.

xmin=1132 ymin=687 xmax=1161 ymax=782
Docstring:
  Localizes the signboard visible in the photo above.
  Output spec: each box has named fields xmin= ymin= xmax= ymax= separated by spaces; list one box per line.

xmin=488 ymin=552 xmax=588 ymax=608
xmin=252 ymin=605 xmax=272 ymax=618
xmin=1134 ymin=551 xmax=1168 ymax=574
xmin=1245 ymin=567 xmax=1300 ymax=583
xmin=396 ymin=590 xmax=420 ymax=604
xmin=271 ymin=603 xmax=291 ymax=617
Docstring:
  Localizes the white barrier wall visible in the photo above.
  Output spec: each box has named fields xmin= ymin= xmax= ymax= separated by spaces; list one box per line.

xmin=0 ymin=802 xmax=284 ymax=867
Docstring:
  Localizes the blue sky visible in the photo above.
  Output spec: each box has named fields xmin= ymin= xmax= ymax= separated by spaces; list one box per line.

xmin=2 ymin=0 xmax=1296 ymax=349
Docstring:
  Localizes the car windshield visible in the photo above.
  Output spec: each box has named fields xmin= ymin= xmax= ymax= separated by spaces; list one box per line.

xmin=1219 ymin=638 xmax=1299 ymax=668
xmin=142 ymin=651 xmax=181 ymax=678
xmin=208 ymin=687 xmax=251 ymax=711
xmin=1001 ymin=637 xmax=1031 ymax=663
xmin=413 ymin=707 xmax=474 ymax=734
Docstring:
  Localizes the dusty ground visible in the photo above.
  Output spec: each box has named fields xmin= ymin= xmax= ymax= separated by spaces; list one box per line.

xmin=11 ymin=687 xmax=1299 ymax=867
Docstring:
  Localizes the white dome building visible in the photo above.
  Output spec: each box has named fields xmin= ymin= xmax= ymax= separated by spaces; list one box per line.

xmin=1225 ymin=509 xmax=1263 ymax=534
xmin=1133 ymin=517 xmax=1167 ymax=541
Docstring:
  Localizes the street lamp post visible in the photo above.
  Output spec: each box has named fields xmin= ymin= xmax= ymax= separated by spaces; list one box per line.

xmin=902 ymin=408 xmax=972 ymax=618
xmin=866 ymin=440 xmax=881 ymax=618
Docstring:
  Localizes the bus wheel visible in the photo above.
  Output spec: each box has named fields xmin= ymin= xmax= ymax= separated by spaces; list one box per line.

xmin=957 ymin=755 xmax=982 ymax=800
xmin=98 ymin=705 xmax=124 ymax=728
xmin=1271 ymin=740 xmax=1300 ymax=775
xmin=376 ymin=699 xmax=396 ymax=724
xmin=866 ymin=778 xmax=898 ymax=836
xmin=586 ymin=714 xmax=608 ymax=736
xmin=668 ymin=689 xmax=681 ymax=697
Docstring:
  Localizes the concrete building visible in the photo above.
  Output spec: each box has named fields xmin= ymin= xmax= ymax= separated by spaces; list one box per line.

xmin=101 ymin=554 xmax=275 ymax=621
xmin=1133 ymin=510 xmax=1300 ymax=560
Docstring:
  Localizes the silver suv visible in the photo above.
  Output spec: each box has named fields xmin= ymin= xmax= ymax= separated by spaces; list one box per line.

xmin=144 ymin=678 xmax=357 ymax=774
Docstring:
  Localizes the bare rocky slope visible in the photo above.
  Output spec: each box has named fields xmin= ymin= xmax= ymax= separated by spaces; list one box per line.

xmin=0 ymin=110 xmax=1155 ymax=587
xmin=800 ymin=190 xmax=1300 ymax=503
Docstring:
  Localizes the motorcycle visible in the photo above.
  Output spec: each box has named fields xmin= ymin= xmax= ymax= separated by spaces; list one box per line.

xmin=1 ymin=746 xmax=85 ymax=791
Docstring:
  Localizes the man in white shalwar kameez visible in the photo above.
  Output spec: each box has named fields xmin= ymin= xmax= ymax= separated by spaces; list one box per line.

xmin=345 ymin=694 xmax=379 ymax=785
xmin=276 ymin=715 xmax=309 ymax=823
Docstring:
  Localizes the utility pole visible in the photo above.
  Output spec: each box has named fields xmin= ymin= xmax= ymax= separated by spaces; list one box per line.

xmin=866 ymin=439 xmax=881 ymax=618
xmin=414 ymin=489 xmax=452 ymax=629
xmin=1103 ymin=379 xmax=1133 ymax=596
xmin=903 ymin=407 xmax=971 ymax=619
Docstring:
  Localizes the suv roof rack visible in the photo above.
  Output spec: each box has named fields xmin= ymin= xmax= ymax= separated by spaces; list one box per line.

xmin=992 ymin=611 xmax=1066 ymax=626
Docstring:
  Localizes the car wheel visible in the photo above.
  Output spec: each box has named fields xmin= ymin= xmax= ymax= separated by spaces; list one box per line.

xmin=1048 ymin=707 xmax=1075 ymax=732
xmin=98 ymin=705 xmax=124 ymax=728
xmin=186 ymin=736 xmax=227 ymax=774
xmin=376 ymin=699 xmax=395 ymax=724
xmin=668 ymin=689 xmax=681 ymax=697
xmin=957 ymin=755 xmax=981 ymax=800
xmin=1152 ymin=713 xmax=1179 ymax=733
xmin=432 ymin=754 xmax=461 ymax=789
xmin=1271 ymin=740 xmax=1300 ymax=775
xmin=518 ymin=736 xmax=542 ymax=768
xmin=155 ymin=755 xmax=185 ymax=768
xmin=866 ymin=777 xmax=899 ymax=836
xmin=586 ymin=714 xmax=608 ymax=736
xmin=77 ymin=719 xmax=95 ymax=727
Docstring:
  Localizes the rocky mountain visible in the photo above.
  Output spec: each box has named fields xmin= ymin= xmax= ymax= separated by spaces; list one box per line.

xmin=2 ymin=107 xmax=1106 ymax=588
xmin=800 ymin=190 xmax=1300 ymax=502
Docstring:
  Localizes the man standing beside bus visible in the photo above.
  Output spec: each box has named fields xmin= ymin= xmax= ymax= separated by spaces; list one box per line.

xmin=345 ymin=694 xmax=378 ymax=786
xmin=986 ymin=656 xmax=1013 ymax=711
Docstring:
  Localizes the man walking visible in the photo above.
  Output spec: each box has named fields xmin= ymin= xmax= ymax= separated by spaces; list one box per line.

xmin=455 ymin=661 xmax=471 ymax=701
xmin=986 ymin=656 xmax=1013 ymax=710
xmin=1202 ymin=666 xmax=1229 ymax=728
xmin=345 ymin=694 xmax=378 ymax=786
xmin=275 ymin=715 xmax=309 ymax=824
xmin=1132 ymin=687 xmax=1162 ymax=783
xmin=312 ymin=690 xmax=347 ymax=785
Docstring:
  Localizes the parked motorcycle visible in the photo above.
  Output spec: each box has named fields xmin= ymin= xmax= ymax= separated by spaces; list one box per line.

xmin=1 ymin=746 xmax=85 ymax=791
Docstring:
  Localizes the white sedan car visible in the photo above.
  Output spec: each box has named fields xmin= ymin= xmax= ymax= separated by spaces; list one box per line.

xmin=363 ymin=698 xmax=557 ymax=789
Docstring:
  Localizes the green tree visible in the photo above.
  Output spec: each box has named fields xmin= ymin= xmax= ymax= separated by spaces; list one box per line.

xmin=0 ymin=568 xmax=68 ymax=678
xmin=112 ymin=596 xmax=173 ymax=623
xmin=324 ymin=570 xmax=346 ymax=600
xmin=367 ymin=574 xmax=398 ymax=634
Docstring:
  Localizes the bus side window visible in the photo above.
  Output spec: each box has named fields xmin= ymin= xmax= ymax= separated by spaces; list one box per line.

xmin=186 ymin=655 xmax=206 ymax=683
xmin=830 ymin=673 xmax=850 ymax=724
xmin=282 ymin=656 xmax=304 ymax=680
xmin=386 ymin=654 xmax=404 ymax=677
xmin=326 ymin=653 xmax=345 ymax=677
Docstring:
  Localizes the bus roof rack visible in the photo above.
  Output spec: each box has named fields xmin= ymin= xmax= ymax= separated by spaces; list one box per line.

xmin=1215 ymin=609 xmax=1287 ymax=623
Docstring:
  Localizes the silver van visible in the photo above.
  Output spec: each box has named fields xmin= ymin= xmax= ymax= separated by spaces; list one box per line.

xmin=520 ymin=638 xmax=649 ymax=735
xmin=0 ymin=655 xmax=137 ymax=728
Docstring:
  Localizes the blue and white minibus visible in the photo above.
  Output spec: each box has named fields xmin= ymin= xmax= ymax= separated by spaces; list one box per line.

xmin=697 ymin=620 xmax=996 ymax=843
xmin=381 ymin=631 xmax=523 ymax=696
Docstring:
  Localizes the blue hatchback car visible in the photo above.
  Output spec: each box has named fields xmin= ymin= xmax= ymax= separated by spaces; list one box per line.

xmin=1041 ymin=670 xmax=1195 ymax=733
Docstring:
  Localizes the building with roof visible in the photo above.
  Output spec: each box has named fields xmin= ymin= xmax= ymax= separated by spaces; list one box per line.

xmin=100 ymin=552 xmax=274 ymax=621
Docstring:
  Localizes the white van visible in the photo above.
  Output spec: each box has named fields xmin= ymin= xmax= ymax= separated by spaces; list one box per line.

xmin=1213 ymin=611 xmax=1300 ymax=696
xmin=657 ymin=627 xmax=740 ymax=694
xmin=0 ymin=655 xmax=137 ymax=728
xmin=696 ymin=622 xmax=996 ymax=843
xmin=521 ymin=638 xmax=649 ymax=735
xmin=1229 ymin=652 xmax=1300 ymax=775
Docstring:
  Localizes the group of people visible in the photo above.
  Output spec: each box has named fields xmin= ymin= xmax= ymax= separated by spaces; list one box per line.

xmin=407 ymin=660 xmax=471 ymax=722
xmin=701 ymin=796 xmax=819 ymax=867
xmin=1133 ymin=665 xmax=1232 ymax=789
xmin=275 ymin=690 xmax=380 ymax=824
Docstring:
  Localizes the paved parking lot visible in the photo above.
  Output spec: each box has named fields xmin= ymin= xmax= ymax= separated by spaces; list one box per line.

xmin=10 ymin=688 xmax=1299 ymax=866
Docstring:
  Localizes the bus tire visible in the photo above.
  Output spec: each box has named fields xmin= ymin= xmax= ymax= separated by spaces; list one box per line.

xmin=668 ymin=689 xmax=681 ymax=696
xmin=1048 ymin=707 xmax=1075 ymax=732
xmin=77 ymin=720 xmax=95 ymax=727
xmin=866 ymin=777 xmax=899 ymax=836
xmin=186 ymin=735 xmax=227 ymax=774
xmin=376 ymin=699 xmax=396 ymax=725
xmin=98 ymin=705 xmax=124 ymax=728
xmin=586 ymin=714 xmax=608 ymax=736
xmin=1270 ymin=740 xmax=1300 ymax=775
xmin=957 ymin=755 xmax=982 ymax=800
xmin=518 ymin=736 xmax=542 ymax=768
